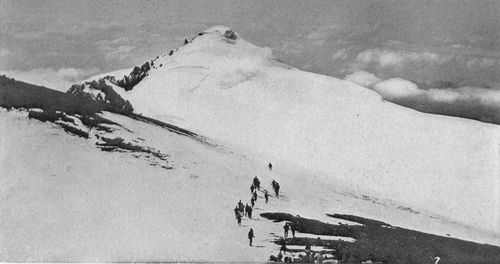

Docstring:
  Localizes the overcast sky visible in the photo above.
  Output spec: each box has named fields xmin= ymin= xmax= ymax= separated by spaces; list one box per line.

xmin=1 ymin=0 xmax=499 ymax=123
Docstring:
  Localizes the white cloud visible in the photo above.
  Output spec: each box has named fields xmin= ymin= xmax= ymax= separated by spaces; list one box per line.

xmin=466 ymin=57 xmax=497 ymax=69
xmin=350 ymin=71 xmax=500 ymax=124
xmin=426 ymin=88 xmax=460 ymax=103
xmin=348 ymin=47 xmax=500 ymax=88
xmin=331 ymin=49 xmax=349 ymax=61
xmin=1 ymin=67 xmax=100 ymax=92
xmin=344 ymin=71 xmax=381 ymax=88
xmin=378 ymin=51 xmax=405 ymax=67
xmin=455 ymin=86 xmax=500 ymax=106
xmin=374 ymin=80 xmax=500 ymax=109
xmin=354 ymin=48 xmax=449 ymax=68
xmin=372 ymin=78 xmax=423 ymax=99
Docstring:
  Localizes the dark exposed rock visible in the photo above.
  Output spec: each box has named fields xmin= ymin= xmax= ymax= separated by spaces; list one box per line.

xmin=261 ymin=212 xmax=500 ymax=263
xmin=223 ymin=29 xmax=237 ymax=40
xmin=68 ymin=79 xmax=134 ymax=114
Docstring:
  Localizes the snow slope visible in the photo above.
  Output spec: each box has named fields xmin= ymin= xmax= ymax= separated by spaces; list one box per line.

xmin=3 ymin=25 xmax=498 ymax=261
xmin=87 ymin=26 xmax=500 ymax=236
xmin=2 ymin=109 xmax=499 ymax=262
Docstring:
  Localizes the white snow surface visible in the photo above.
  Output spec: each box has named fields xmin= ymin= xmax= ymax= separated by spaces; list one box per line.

xmin=2 ymin=26 xmax=500 ymax=261
xmin=292 ymin=233 xmax=357 ymax=243
xmin=95 ymin=26 xmax=499 ymax=235
xmin=1 ymin=108 xmax=499 ymax=262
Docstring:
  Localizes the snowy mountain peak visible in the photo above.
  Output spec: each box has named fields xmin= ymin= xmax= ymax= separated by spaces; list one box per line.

xmin=200 ymin=25 xmax=239 ymax=39
xmin=82 ymin=25 xmax=277 ymax=97
xmin=3 ymin=25 xmax=500 ymax=261
xmin=165 ymin=25 xmax=276 ymax=72
xmin=76 ymin=27 xmax=500 ymax=239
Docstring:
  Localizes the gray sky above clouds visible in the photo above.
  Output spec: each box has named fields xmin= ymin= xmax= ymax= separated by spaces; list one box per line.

xmin=1 ymin=0 xmax=499 ymax=123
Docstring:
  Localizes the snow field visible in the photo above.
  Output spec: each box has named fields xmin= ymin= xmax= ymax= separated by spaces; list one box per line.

xmin=107 ymin=26 xmax=500 ymax=235
xmin=1 ymin=109 xmax=499 ymax=262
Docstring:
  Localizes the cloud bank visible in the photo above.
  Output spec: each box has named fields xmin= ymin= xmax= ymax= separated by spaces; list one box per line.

xmin=1 ymin=67 xmax=99 ymax=92
xmin=348 ymin=47 xmax=500 ymax=88
xmin=344 ymin=71 xmax=382 ymax=89
xmin=354 ymin=48 xmax=450 ymax=68
xmin=345 ymin=71 xmax=500 ymax=125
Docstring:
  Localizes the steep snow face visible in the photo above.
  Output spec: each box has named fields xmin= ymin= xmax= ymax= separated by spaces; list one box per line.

xmin=92 ymin=26 xmax=499 ymax=236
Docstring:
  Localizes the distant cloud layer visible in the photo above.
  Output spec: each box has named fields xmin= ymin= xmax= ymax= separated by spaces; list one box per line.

xmin=373 ymin=78 xmax=422 ymax=99
xmin=348 ymin=47 xmax=500 ymax=88
xmin=344 ymin=71 xmax=381 ymax=88
xmin=1 ymin=67 xmax=99 ymax=92
xmin=1 ymin=0 xmax=499 ymax=125
xmin=345 ymin=71 xmax=500 ymax=125
xmin=353 ymin=48 xmax=450 ymax=69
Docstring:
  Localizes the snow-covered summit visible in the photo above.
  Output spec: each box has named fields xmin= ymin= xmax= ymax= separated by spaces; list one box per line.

xmin=200 ymin=25 xmax=240 ymax=40
xmin=81 ymin=26 xmax=500 ymax=237
xmin=156 ymin=25 xmax=278 ymax=74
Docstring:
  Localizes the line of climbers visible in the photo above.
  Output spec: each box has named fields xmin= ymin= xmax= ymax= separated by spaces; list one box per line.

xmin=232 ymin=163 xmax=280 ymax=248
xmin=234 ymin=176 xmax=281 ymax=226
xmin=270 ymin=227 xmax=319 ymax=263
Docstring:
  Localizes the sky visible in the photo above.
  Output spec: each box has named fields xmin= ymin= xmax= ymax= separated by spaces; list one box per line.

xmin=1 ymin=0 xmax=499 ymax=124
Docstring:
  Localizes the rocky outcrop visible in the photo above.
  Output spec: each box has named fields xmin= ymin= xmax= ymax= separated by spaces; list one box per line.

xmin=107 ymin=61 xmax=151 ymax=91
xmin=68 ymin=79 xmax=133 ymax=114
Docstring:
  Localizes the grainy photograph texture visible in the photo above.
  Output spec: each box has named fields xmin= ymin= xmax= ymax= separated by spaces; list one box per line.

xmin=1 ymin=0 xmax=500 ymax=263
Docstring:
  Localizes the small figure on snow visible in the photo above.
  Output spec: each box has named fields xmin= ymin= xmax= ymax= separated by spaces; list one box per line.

xmin=290 ymin=222 xmax=296 ymax=238
xmin=234 ymin=206 xmax=240 ymax=217
xmin=244 ymin=203 xmax=249 ymax=216
xmin=248 ymin=228 xmax=255 ymax=246
xmin=268 ymin=162 xmax=273 ymax=170
xmin=308 ymin=252 xmax=316 ymax=263
xmin=283 ymin=222 xmax=290 ymax=237
xmin=279 ymin=237 xmax=287 ymax=252
xmin=264 ymin=190 xmax=269 ymax=203
xmin=253 ymin=176 xmax=261 ymax=190
xmin=247 ymin=205 xmax=253 ymax=219
xmin=272 ymin=180 xmax=280 ymax=198
xmin=238 ymin=200 xmax=244 ymax=213
xmin=316 ymin=253 xmax=324 ymax=263
xmin=305 ymin=238 xmax=311 ymax=252
xmin=236 ymin=213 xmax=242 ymax=225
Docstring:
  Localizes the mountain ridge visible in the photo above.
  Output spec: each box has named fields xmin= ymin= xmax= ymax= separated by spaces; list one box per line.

xmin=2 ymin=25 xmax=500 ymax=261
xmin=76 ymin=26 xmax=500 ymax=235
